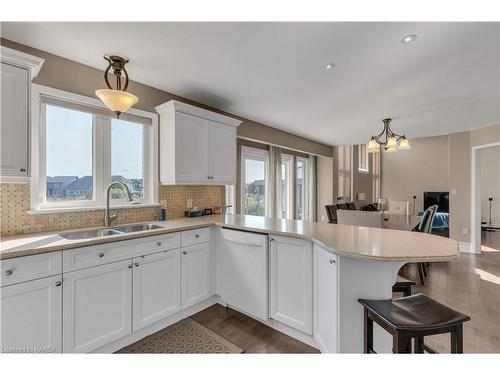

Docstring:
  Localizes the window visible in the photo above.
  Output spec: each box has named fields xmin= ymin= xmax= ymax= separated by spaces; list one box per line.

xmin=241 ymin=146 xmax=269 ymax=217
xmin=281 ymin=154 xmax=293 ymax=219
xmin=45 ymin=105 xmax=93 ymax=202
xmin=32 ymin=85 xmax=157 ymax=210
xmin=372 ymin=151 xmax=381 ymax=202
xmin=111 ymin=118 xmax=144 ymax=201
xmin=358 ymin=144 xmax=369 ymax=173
xmin=337 ymin=146 xmax=352 ymax=202
xmin=296 ymin=156 xmax=308 ymax=220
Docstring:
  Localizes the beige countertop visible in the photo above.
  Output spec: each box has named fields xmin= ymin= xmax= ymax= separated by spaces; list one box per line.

xmin=0 ymin=214 xmax=458 ymax=262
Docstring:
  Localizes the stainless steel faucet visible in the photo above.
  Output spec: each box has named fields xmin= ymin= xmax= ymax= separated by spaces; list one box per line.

xmin=104 ymin=181 xmax=133 ymax=227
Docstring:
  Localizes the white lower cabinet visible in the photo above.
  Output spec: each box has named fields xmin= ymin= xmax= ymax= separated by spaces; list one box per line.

xmin=132 ymin=250 xmax=181 ymax=331
xmin=0 ymin=275 xmax=62 ymax=353
xmin=63 ymin=259 xmax=132 ymax=353
xmin=314 ymin=244 xmax=339 ymax=353
xmin=270 ymin=235 xmax=313 ymax=334
xmin=181 ymin=242 xmax=211 ymax=309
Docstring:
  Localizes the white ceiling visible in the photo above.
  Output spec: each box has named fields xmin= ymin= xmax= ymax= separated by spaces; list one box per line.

xmin=2 ymin=22 xmax=499 ymax=146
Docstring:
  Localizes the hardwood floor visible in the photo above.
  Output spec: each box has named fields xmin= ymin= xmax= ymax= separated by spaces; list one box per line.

xmin=400 ymin=231 xmax=500 ymax=353
xmin=190 ymin=304 xmax=319 ymax=353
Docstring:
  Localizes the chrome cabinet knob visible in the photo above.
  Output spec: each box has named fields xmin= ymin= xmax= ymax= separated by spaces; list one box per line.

xmin=55 ymin=280 xmax=62 ymax=286
xmin=156 ymin=241 xmax=162 ymax=246
xmin=128 ymin=264 xmax=133 ymax=269
xmin=195 ymin=234 xmax=200 ymax=238
xmin=182 ymin=251 xmax=187 ymax=255
xmin=5 ymin=269 xmax=13 ymax=276
xmin=98 ymin=252 xmax=104 ymax=258
xmin=329 ymin=259 xmax=336 ymax=264
xmin=20 ymin=168 xmax=27 ymax=172
xmin=134 ymin=263 xmax=139 ymax=267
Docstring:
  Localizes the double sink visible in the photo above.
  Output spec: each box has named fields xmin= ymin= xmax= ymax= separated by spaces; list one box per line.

xmin=60 ymin=223 xmax=164 ymax=240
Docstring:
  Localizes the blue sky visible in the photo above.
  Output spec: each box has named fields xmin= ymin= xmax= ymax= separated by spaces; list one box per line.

xmin=46 ymin=105 xmax=143 ymax=179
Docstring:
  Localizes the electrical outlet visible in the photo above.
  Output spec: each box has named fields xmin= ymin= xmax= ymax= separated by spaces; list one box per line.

xmin=187 ymin=199 xmax=193 ymax=209
xmin=451 ymin=188 xmax=457 ymax=195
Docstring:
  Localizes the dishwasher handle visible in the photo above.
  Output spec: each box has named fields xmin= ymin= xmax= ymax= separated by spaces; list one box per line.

xmin=223 ymin=237 xmax=265 ymax=248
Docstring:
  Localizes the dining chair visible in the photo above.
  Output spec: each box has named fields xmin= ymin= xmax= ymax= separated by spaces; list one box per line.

xmin=336 ymin=203 xmax=348 ymax=210
xmin=414 ymin=204 xmax=439 ymax=284
xmin=325 ymin=205 xmax=338 ymax=223
xmin=337 ymin=210 xmax=382 ymax=228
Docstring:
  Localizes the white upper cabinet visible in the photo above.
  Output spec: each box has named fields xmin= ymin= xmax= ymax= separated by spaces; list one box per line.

xmin=0 ymin=47 xmax=44 ymax=179
xmin=156 ymin=100 xmax=242 ymax=185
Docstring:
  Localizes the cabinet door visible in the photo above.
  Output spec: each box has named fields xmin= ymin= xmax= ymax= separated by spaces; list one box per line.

xmin=181 ymin=243 xmax=211 ymax=309
xmin=0 ymin=63 xmax=29 ymax=177
xmin=133 ymin=250 xmax=181 ymax=331
xmin=314 ymin=245 xmax=339 ymax=353
xmin=63 ymin=260 xmax=132 ymax=353
xmin=175 ymin=111 xmax=210 ymax=183
xmin=209 ymin=121 xmax=236 ymax=184
xmin=270 ymin=235 xmax=313 ymax=334
xmin=1 ymin=275 xmax=62 ymax=353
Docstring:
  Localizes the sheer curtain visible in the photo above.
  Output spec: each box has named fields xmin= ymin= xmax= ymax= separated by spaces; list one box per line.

xmin=267 ymin=145 xmax=282 ymax=218
xmin=306 ymin=155 xmax=317 ymax=221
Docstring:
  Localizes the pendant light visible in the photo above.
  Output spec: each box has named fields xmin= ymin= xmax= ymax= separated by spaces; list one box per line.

xmin=368 ymin=118 xmax=411 ymax=153
xmin=95 ymin=55 xmax=138 ymax=118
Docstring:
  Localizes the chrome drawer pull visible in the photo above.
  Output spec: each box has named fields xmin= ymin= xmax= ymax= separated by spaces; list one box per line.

xmin=329 ymin=259 xmax=336 ymax=264
xmin=98 ymin=252 xmax=104 ymax=258
xmin=182 ymin=251 xmax=187 ymax=255
xmin=195 ymin=234 xmax=200 ymax=239
xmin=5 ymin=269 xmax=13 ymax=276
xmin=55 ymin=281 xmax=62 ymax=286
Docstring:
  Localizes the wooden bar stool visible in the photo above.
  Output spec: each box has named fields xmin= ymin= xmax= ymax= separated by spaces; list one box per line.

xmin=358 ymin=293 xmax=470 ymax=353
xmin=392 ymin=276 xmax=416 ymax=297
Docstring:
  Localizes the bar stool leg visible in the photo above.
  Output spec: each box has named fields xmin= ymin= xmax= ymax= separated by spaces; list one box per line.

xmin=393 ymin=333 xmax=411 ymax=353
xmin=451 ymin=324 xmax=464 ymax=353
xmin=414 ymin=336 xmax=424 ymax=353
xmin=363 ymin=308 xmax=373 ymax=354
xmin=403 ymin=284 xmax=412 ymax=297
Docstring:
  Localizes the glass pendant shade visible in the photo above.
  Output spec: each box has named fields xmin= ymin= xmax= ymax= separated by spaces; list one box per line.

xmin=367 ymin=138 xmax=380 ymax=153
xmin=398 ymin=137 xmax=412 ymax=150
xmin=95 ymin=89 xmax=138 ymax=117
xmin=385 ymin=145 xmax=397 ymax=153
xmin=386 ymin=136 xmax=398 ymax=149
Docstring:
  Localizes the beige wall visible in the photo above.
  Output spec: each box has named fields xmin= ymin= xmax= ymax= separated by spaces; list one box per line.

xmin=449 ymin=132 xmax=471 ymax=242
xmin=0 ymin=38 xmax=332 ymax=157
xmin=381 ymin=135 xmax=450 ymax=214
xmin=316 ymin=156 xmax=334 ymax=222
xmin=479 ymin=146 xmax=500 ymax=223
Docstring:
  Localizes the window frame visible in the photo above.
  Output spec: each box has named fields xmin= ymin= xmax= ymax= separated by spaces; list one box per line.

xmin=30 ymin=84 xmax=158 ymax=212
xmin=337 ymin=145 xmax=352 ymax=202
xmin=358 ymin=144 xmax=369 ymax=173
xmin=295 ymin=155 xmax=308 ymax=220
xmin=281 ymin=153 xmax=294 ymax=219
xmin=240 ymin=145 xmax=269 ymax=217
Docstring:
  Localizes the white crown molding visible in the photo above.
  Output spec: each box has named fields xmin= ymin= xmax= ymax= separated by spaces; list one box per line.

xmin=0 ymin=46 xmax=45 ymax=80
xmin=155 ymin=99 xmax=242 ymax=127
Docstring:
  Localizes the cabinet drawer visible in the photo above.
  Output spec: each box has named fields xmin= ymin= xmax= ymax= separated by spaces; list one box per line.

xmin=63 ymin=233 xmax=181 ymax=272
xmin=181 ymin=227 xmax=210 ymax=247
xmin=1 ymin=252 xmax=62 ymax=287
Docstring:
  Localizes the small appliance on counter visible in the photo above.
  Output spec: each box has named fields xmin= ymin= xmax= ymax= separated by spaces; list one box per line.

xmin=184 ymin=207 xmax=215 ymax=217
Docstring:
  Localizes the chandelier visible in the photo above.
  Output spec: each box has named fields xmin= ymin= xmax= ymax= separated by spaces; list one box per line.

xmin=95 ymin=55 xmax=138 ymax=118
xmin=368 ymin=118 xmax=411 ymax=153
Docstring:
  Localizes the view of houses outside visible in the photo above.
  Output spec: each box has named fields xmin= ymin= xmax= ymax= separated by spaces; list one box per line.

xmin=243 ymin=158 xmax=266 ymax=216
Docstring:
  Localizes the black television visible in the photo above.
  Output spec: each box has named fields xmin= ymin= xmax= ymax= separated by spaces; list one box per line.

xmin=424 ymin=192 xmax=449 ymax=213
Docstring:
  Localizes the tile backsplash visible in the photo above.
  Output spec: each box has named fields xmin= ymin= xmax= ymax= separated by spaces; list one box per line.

xmin=0 ymin=183 xmax=223 ymax=237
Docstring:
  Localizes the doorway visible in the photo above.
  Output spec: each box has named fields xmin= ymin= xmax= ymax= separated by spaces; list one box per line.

xmin=471 ymin=142 xmax=500 ymax=253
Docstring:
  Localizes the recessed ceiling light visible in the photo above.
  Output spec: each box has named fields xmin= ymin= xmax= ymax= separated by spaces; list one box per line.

xmin=402 ymin=34 xmax=417 ymax=44
xmin=325 ymin=63 xmax=336 ymax=70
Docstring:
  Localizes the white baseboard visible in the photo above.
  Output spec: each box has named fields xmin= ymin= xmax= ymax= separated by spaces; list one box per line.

xmin=458 ymin=242 xmax=473 ymax=253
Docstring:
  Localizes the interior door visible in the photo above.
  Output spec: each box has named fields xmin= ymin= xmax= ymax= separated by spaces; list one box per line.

xmin=209 ymin=121 xmax=236 ymax=184
xmin=0 ymin=62 xmax=29 ymax=177
xmin=1 ymin=275 xmax=62 ymax=353
xmin=270 ymin=235 xmax=313 ymax=334
xmin=132 ymin=250 xmax=181 ymax=331
xmin=63 ymin=259 xmax=132 ymax=353
xmin=181 ymin=243 xmax=211 ymax=309
xmin=175 ymin=111 xmax=210 ymax=183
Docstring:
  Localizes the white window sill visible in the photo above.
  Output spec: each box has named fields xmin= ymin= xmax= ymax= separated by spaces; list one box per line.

xmin=27 ymin=202 xmax=161 ymax=215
